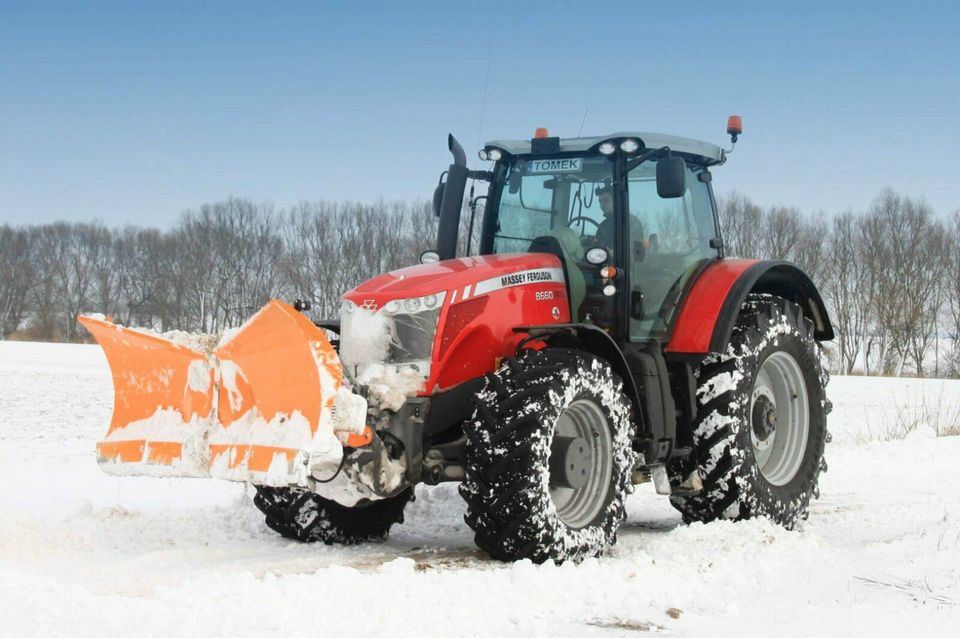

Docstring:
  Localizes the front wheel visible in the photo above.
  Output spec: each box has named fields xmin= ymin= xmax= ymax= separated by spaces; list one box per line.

xmin=253 ymin=486 xmax=412 ymax=544
xmin=669 ymin=295 xmax=830 ymax=528
xmin=460 ymin=348 xmax=637 ymax=563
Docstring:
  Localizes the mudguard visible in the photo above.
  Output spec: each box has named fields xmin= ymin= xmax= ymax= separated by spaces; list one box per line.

xmin=514 ymin=324 xmax=642 ymax=413
xmin=665 ymin=259 xmax=833 ymax=356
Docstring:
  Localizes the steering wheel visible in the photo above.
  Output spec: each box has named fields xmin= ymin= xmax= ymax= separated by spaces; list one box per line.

xmin=567 ymin=215 xmax=600 ymax=238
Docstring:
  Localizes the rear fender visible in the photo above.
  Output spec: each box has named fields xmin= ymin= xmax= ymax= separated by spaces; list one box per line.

xmin=666 ymin=259 xmax=833 ymax=356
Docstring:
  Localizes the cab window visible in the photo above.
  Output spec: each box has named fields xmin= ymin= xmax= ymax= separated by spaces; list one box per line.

xmin=627 ymin=160 xmax=717 ymax=340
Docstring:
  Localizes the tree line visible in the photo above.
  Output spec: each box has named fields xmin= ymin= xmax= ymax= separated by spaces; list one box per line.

xmin=0 ymin=198 xmax=437 ymax=342
xmin=1 ymin=188 xmax=958 ymax=377
xmin=721 ymin=189 xmax=960 ymax=377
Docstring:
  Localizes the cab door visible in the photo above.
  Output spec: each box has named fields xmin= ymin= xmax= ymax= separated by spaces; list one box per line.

xmin=625 ymin=160 xmax=719 ymax=341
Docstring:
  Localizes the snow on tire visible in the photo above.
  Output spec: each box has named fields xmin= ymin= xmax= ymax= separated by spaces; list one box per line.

xmin=669 ymin=294 xmax=830 ymax=529
xmin=460 ymin=348 xmax=637 ymax=563
xmin=253 ymin=486 xmax=412 ymax=544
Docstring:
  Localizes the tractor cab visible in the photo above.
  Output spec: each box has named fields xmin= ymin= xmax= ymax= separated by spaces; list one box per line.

xmin=471 ymin=131 xmax=726 ymax=342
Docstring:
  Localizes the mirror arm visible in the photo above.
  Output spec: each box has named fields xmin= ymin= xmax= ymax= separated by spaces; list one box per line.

xmin=624 ymin=146 xmax=669 ymax=173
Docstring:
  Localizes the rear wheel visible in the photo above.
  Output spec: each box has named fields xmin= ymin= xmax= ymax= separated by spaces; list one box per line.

xmin=253 ymin=486 xmax=412 ymax=544
xmin=460 ymin=348 xmax=636 ymax=563
xmin=669 ymin=295 xmax=830 ymax=528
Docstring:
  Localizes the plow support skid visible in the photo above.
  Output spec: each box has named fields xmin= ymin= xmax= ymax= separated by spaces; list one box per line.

xmin=80 ymin=300 xmax=351 ymax=485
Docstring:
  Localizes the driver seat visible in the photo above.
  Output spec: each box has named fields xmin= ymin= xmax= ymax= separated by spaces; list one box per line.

xmin=528 ymin=228 xmax=587 ymax=319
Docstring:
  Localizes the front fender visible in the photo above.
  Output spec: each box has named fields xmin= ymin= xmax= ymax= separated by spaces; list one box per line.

xmin=513 ymin=323 xmax=644 ymax=430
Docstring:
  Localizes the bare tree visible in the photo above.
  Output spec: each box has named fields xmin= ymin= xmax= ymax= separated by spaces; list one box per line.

xmin=945 ymin=211 xmax=960 ymax=376
xmin=717 ymin=192 xmax=764 ymax=258
xmin=0 ymin=226 xmax=35 ymax=338
xmin=824 ymin=212 xmax=870 ymax=373
xmin=761 ymin=205 xmax=803 ymax=261
xmin=858 ymin=190 xmax=944 ymax=375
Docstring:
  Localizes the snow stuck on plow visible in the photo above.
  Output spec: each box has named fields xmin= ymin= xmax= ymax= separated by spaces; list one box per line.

xmin=78 ymin=299 xmax=359 ymax=487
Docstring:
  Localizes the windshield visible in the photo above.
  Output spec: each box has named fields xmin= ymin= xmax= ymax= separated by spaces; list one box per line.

xmin=492 ymin=156 xmax=614 ymax=254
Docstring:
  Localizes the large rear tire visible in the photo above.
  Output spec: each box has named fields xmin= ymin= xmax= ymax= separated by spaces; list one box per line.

xmin=461 ymin=348 xmax=636 ymax=563
xmin=253 ymin=486 xmax=412 ymax=544
xmin=669 ymin=294 xmax=830 ymax=528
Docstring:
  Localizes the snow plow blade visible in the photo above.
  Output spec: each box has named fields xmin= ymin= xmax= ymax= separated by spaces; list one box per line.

xmin=79 ymin=300 xmax=356 ymax=485
xmin=209 ymin=299 xmax=345 ymax=485
xmin=78 ymin=314 xmax=216 ymax=476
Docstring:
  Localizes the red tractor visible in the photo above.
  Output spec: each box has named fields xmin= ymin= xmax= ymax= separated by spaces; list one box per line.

xmin=81 ymin=117 xmax=832 ymax=563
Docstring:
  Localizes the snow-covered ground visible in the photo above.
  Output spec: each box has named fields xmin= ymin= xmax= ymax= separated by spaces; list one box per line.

xmin=1 ymin=341 xmax=958 ymax=637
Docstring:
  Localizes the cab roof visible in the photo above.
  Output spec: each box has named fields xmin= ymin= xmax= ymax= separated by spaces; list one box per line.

xmin=484 ymin=131 xmax=725 ymax=164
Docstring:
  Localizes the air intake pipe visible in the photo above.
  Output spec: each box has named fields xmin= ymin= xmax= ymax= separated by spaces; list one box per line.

xmin=436 ymin=134 xmax=468 ymax=260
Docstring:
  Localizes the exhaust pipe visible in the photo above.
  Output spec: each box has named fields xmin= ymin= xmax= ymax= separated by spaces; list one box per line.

xmin=436 ymin=134 xmax=468 ymax=261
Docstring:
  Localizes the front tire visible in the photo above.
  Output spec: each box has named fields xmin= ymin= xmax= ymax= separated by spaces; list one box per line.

xmin=461 ymin=348 xmax=636 ymax=563
xmin=253 ymin=486 xmax=412 ymax=544
xmin=669 ymin=294 xmax=830 ymax=528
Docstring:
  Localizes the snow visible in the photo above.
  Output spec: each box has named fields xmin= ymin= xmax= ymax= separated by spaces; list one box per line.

xmin=115 ymin=322 xmax=222 ymax=355
xmin=355 ymin=362 xmax=425 ymax=411
xmin=218 ymin=359 xmax=247 ymax=412
xmin=329 ymin=387 xmax=368 ymax=435
xmin=339 ymin=306 xmax=395 ymax=369
xmin=1 ymin=340 xmax=959 ymax=636
xmin=186 ymin=358 xmax=213 ymax=393
xmin=338 ymin=305 xmax=429 ymax=410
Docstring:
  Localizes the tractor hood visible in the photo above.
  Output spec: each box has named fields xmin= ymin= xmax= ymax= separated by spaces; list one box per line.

xmin=343 ymin=253 xmax=564 ymax=308
xmin=340 ymin=251 xmax=572 ymax=397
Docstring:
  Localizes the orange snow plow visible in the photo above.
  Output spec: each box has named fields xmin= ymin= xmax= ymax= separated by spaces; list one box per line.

xmin=79 ymin=299 xmax=370 ymax=485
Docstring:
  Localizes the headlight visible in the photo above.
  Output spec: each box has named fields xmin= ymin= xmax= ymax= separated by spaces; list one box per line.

xmin=345 ymin=293 xmax=446 ymax=317
xmin=390 ymin=292 xmax=446 ymax=315
xmin=487 ymin=148 xmax=503 ymax=161
xmin=383 ymin=299 xmax=401 ymax=314
xmin=598 ymin=141 xmax=616 ymax=155
xmin=620 ymin=138 xmax=640 ymax=153
xmin=478 ymin=149 xmax=489 ymax=161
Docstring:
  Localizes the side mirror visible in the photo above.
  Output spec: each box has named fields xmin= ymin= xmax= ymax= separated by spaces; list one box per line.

xmin=432 ymin=181 xmax=445 ymax=218
xmin=656 ymin=155 xmax=686 ymax=198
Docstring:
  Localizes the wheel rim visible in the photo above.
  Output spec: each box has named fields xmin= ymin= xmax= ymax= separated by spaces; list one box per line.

xmin=549 ymin=399 xmax=613 ymax=529
xmin=749 ymin=351 xmax=810 ymax=486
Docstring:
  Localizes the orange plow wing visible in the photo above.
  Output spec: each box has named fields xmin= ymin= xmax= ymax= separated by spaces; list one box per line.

xmin=80 ymin=300 xmax=356 ymax=485
xmin=209 ymin=300 xmax=345 ymax=485
xmin=78 ymin=315 xmax=216 ymax=476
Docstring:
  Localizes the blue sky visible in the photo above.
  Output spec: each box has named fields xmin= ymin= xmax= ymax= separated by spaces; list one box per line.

xmin=1 ymin=1 xmax=958 ymax=226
